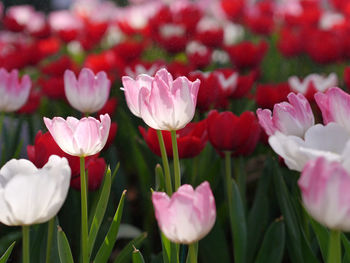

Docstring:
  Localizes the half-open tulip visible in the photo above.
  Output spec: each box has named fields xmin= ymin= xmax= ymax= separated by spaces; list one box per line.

xmin=152 ymin=181 xmax=216 ymax=244
xmin=122 ymin=68 xmax=200 ymax=130
xmin=315 ymin=87 xmax=350 ymax=133
xmin=43 ymin=114 xmax=111 ymax=157
xmin=257 ymin=92 xmax=314 ymax=137
xmin=299 ymin=157 xmax=350 ymax=231
xmin=0 ymin=155 xmax=71 ymax=226
xmin=64 ymin=68 xmax=111 ymax=114
xmin=0 ymin=68 xmax=31 ymax=112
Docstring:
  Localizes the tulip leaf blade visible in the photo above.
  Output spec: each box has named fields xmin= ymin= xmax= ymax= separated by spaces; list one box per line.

xmin=255 ymin=219 xmax=285 ymax=263
xmin=94 ymin=190 xmax=127 ymax=263
xmin=88 ymin=167 xmax=112 ymax=257
xmin=341 ymin=234 xmax=350 ymax=263
xmin=309 ymin=216 xmax=329 ymax=261
xmin=247 ymin=159 xmax=272 ymax=263
xmin=272 ymin=159 xmax=318 ymax=263
xmin=0 ymin=241 xmax=15 ymax=263
xmin=231 ymin=179 xmax=247 ymax=263
xmin=57 ymin=226 xmax=74 ymax=263
xmin=113 ymin=232 xmax=147 ymax=263
xmin=132 ymin=246 xmax=146 ymax=263
xmin=155 ymin=164 xmax=165 ymax=191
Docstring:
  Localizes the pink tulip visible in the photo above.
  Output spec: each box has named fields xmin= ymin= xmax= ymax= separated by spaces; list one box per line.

xmin=315 ymin=87 xmax=350 ymax=132
xmin=0 ymin=68 xmax=31 ymax=112
xmin=152 ymin=181 xmax=216 ymax=244
xmin=257 ymin=92 xmax=314 ymax=137
xmin=122 ymin=68 xmax=200 ymax=131
xmin=43 ymin=114 xmax=111 ymax=157
xmin=298 ymin=157 xmax=350 ymax=230
xmin=64 ymin=68 xmax=111 ymax=114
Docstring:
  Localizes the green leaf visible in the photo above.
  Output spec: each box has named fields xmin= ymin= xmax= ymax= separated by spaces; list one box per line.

xmin=88 ymin=168 xmax=112 ymax=257
xmin=111 ymin=162 xmax=120 ymax=183
xmin=272 ymin=159 xmax=317 ymax=263
xmin=255 ymin=219 xmax=285 ymax=263
xmin=231 ymin=179 xmax=247 ymax=263
xmin=94 ymin=190 xmax=127 ymax=263
xmin=309 ymin=216 xmax=329 ymax=261
xmin=155 ymin=164 xmax=165 ymax=191
xmin=247 ymin=160 xmax=272 ymax=263
xmin=113 ymin=233 xmax=148 ymax=263
xmin=132 ymin=246 xmax=146 ymax=263
xmin=341 ymin=234 xmax=350 ymax=263
xmin=199 ymin=221 xmax=230 ymax=263
xmin=57 ymin=226 xmax=74 ymax=263
xmin=160 ymin=232 xmax=171 ymax=263
xmin=0 ymin=241 xmax=15 ymax=263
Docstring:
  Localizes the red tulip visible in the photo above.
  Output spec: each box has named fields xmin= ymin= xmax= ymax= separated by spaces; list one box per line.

xmin=225 ymin=40 xmax=268 ymax=69
xmin=139 ymin=120 xmax=208 ymax=159
xmin=207 ymin=110 xmax=260 ymax=156
xmin=255 ymin=82 xmax=291 ymax=109
xmin=27 ymin=131 xmax=106 ymax=191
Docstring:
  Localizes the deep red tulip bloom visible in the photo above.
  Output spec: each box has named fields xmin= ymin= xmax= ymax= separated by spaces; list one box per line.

xmin=188 ymin=71 xmax=220 ymax=112
xmin=225 ymin=40 xmax=268 ymax=69
xmin=27 ymin=131 xmax=106 ymax=191
xmin=207 ymin=110 xmax=260 ymax=156
xmin=71 ymin=157 xmax=106 ymax=191
xmin=277 ymin=27 xmax=304 ymax=57
xmin=221 ymin=0 xmax=245 ymax=21
xmin=231 ymin=71 xmax=256 ymax=99
xmin=103 ymin=122 xmax=118 ymax=150
xmin=38 ymin=76 xmax=65 ymax=99
xmin=255 ymin=82 xmax=291 ymax=109
xmin=40 ymin=55 xmax=76 ymax=76
xmin=139 ymin=120 xmax=208 ymax=159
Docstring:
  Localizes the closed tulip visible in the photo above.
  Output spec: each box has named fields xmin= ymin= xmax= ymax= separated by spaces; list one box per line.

xmin=152 ymin=181 xmax=216 ymax=244
xmin=122 ymin=68 xmax=200 ymax=130
xmin=299 ymin=157 xmax=350 ymax=230
xmin=64 ymin=68 xmax=111 ymax=114
xmin=207 ymin=110 xmax=260 ymax=155
xmin=43 ymin=114 xmax=111 ymax=157
xmin=0 ymin=155 xmax=71 ymax=226
xmin=0 ymin=68 xmax=31 ymax=112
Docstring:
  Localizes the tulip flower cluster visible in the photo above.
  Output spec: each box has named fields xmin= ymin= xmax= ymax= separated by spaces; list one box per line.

xmin=2 ymin=0 xmax=350 ymax=263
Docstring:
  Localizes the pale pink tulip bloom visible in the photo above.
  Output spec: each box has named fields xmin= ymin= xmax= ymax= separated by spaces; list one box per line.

xmin=0 ymin=68 xmax=31 ymax=112
xmin=299 ymin=157 xmax=350 ymax=231
xmin=48 ymin=10 xmax=83 ymax=32
xmin=43 ymin=114 xmax=111 ymax=157
xmin=122 ymin=68 xmax=200 ymax=131
xmin=64 ymin=68 xmax=111 ymax=114
xmin=152 ymin=181 xmax=216 ymax=244
xmin=257 ymin=93 xmax=314 ymax=137
xmin=315 ymin=87 xmax=350 ymax=133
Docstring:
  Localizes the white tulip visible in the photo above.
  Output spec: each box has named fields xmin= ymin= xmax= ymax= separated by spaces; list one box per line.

xmin=0 ymin=155 xmax=71 ymax=226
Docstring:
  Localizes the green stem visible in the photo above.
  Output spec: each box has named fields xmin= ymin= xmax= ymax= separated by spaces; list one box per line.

xmin=0 ymin=112 xmax=4 ymax=139
xmin=80 ymin=156 xmax=89 ymax=263
xmin=22 ymin=225 xmax=30 ymax=263
xmin=45 ymin=218 xmax=55 ymax=263
xmin=187 ymin=243 xmax=198 ymax=263
xmin=170 ymin=130 xmax=181 ymax=191
xmin=327 ymin=230 xmax=341 ymax=263
xmin=156 ymin=130 xmax=172 ymax=195
xmin=224 ymin=151 xmax=234 ymax=259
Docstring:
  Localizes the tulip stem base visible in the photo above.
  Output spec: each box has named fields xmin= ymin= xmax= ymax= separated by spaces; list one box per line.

xmin=187 ymin=243 xmax=198 ymax=263
xmin=22 ymin=225 xmax=30 ymax=263
xmin=171 ymin=130 xmax=181 ymax=191
xmin=45 ymin=217 xmax=55 ymax=263
xmin=80 ymin=156 xmax=89 ymax=263
xmin=156 ymin=130 xmax=173 ymax=195
xmin=327 ymin=230 xmax=341 ymax=263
